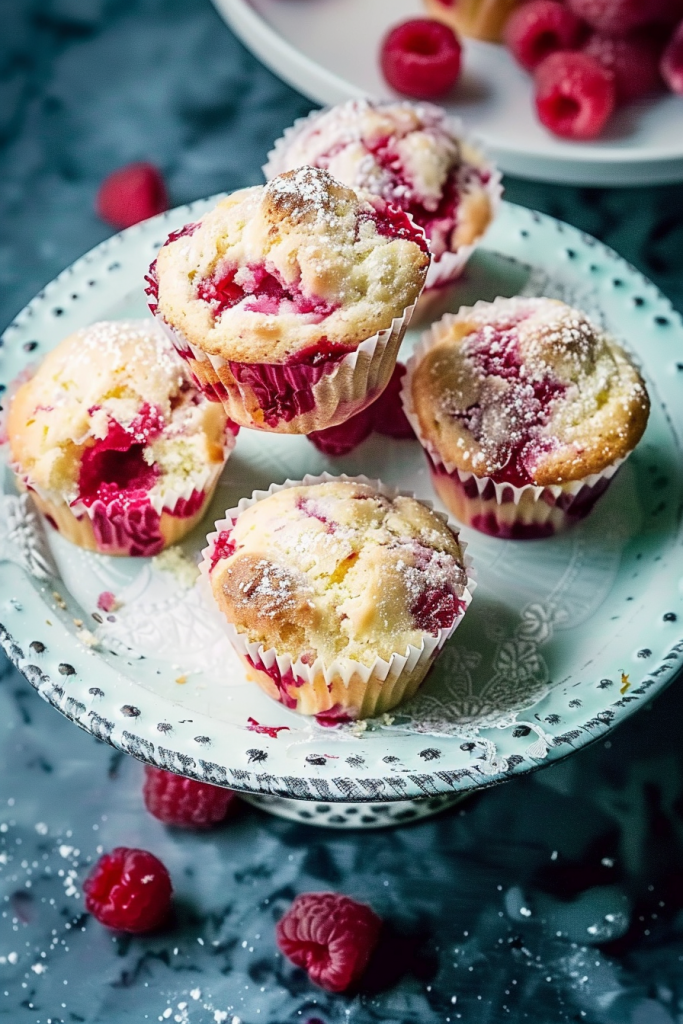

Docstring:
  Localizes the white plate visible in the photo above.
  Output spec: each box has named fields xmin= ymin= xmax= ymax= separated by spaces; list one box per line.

xmin=1 ymin=197 xmax=683 ymax=806
xmin=213 ymin=0 xmax=683 ymax=186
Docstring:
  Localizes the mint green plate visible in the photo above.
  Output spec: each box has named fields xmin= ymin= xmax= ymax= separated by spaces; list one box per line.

xmin=1 ymin=199 xmax=682 ymax=804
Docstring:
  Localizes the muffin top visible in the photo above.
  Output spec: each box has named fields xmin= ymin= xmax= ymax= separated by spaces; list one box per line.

xmin=269 ymin=100 xmax=493 ymax=260
xmin=408 ymin=297 xmax=650 ymax=487
xmin=8 ymin=319 xmax=229 ymax=506
xmin=208 ymin=480 xmax=469 ymax=666
xmin=151 ymin=166 xmax=429 ymax=362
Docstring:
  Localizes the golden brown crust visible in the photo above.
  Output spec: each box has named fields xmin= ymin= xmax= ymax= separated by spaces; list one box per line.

xmin=410 ymin=297 xmax=650 ymax=485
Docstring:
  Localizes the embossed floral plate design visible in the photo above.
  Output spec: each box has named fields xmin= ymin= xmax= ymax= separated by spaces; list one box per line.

xmin=1 ymin=198 xmax=682 ymax=806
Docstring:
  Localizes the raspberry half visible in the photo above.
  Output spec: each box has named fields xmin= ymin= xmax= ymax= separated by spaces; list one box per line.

xmin=372 ymin=362 xmax=415 ymax=439
xmin=308 ymin=403 xmax=375 ymax=456
xmin=662 ymin=19 xmax=683 ymax=94
xmin=380 ymin=19 xmax=462 ymax=99
xmin=534 ymin=51 xmax=615 ymax=139
xmin=505 ymin=1 xmax=585 ymax=72
xmin=584 ymin=32 xmax=664 ymax=103
xmin=83 ymin=847 xmax=172 ymax=933
xmin=97 ymin=162 xmax=168 ymax=229
xmin=143 ymin=766 xmax=236 ymax=828
xmin=276 ymin=892 xmax=382 ymax=992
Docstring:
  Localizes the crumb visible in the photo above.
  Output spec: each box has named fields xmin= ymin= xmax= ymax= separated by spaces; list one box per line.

xmin=153 ymin=546 xmax=200 ymax=588
xmin=52 ymin=591 xmax=67 ymax=610
xmin=620 ymin=671 xmax=630 ymax=695
xmin=175 ymin=674 xmax=188 ymax=685
xmin=350 ymin=720 xmax=368 ymax=737
xmin=77 ymin=628 xmax=99 ymax=648
xmin=73 ymin=618 xmax=83 ymax=628
xmin=381 ymin=713 xmax=395 ymax=726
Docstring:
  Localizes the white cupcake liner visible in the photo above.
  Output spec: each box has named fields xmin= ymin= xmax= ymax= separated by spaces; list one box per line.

xmin=198 ymin=472 xmax=476 ymax=716
xmin=401 ymin=307 xmax=630 ymax=527
xmin=263 ymin=102 xmax=502 ymax=292
xmin=153 ymin=304 xmax=415 ymax=435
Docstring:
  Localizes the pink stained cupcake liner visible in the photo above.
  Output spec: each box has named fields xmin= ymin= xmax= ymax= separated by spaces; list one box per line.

xmin=150 ymin=303 xmax=415 ymax=435
xmin=198 ymin=473 xmax=476 ymax=720
xmin=263 ymin=105 xmax=502 ymax=292
xmin=401 ymin=310 xmax=629 ymax=540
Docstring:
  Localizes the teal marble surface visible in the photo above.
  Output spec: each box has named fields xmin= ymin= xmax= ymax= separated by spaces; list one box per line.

xmin=2 ymin=1 xmax=683 ymax=1021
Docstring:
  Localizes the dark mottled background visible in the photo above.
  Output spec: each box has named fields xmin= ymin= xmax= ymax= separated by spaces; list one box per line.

xmin=2 ymin=1 xmax=683 ymax=1021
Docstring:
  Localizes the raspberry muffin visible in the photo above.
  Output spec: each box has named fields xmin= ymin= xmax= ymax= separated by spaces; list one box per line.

xmin=423 ymin=0 xmax=522 ymax=42
xmin=265 ymin=100 xmax=500 ymax=290
xmin=200 ymin=476 xmax=474 ymax=722
xmin=402 ymin=297 xmax=650 ymax=538
xmin=146 ymin=167 xmax=429 ymax=433
xmin=8 ymin=320 xmax=234 ymax=556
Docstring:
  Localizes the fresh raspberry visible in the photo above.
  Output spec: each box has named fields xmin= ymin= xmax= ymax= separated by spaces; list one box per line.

xmin=83 ymin=847 xmax=172 ymax=933
xmin=566 ymin=0 xmax=680 ymax=35
xmin=380 ymin=19 xmax=462 ymax=99
xmin=662 ymin=19 xmax=683 ymax=93
xmin=534 ymin=51 xmax=615 ymax=139
xmin=505 ymin=1 xmax=585 ymax=72
xmin=143 ymin=766 xmax=236 ymax=828
xmin=97 ymin=162 xmax=168 ymax=229
xmin=372 ymin=362 xmax=414 ymax=439
xmin=276 ymin=892 xmax=381 ymax=993
xmin=308 ymin=403 xmax=375 ymax=456
xmin=584 ymin=31 xmax=664 ymax=102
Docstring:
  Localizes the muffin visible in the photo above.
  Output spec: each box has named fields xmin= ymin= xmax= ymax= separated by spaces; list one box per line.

xmin=423 ymin=0 xmax=522 ymax=42
xmin=146 ymin=166 xmax=429 ymax=434
xmin=402 ymin=297 xmax=650 ymax=538
xmin=200 ymin=475 xmax=474 ymax=722
xmin=8 ymin=320 xmax=234 ymax=556
xmin=264 ymin=100 xmax=500 ymax=290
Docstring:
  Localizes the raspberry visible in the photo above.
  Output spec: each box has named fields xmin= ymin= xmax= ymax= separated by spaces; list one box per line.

xmin=662 ymin=19 xmax=683 ymax=94
xmin=380 ymin=19 xmax=462 ymax=99
xmin=97 ymin=162 xmax=168 ymax=229
xmin=308 ymin=403 xmax=375 ymax=456
xmin=566 ymin=0 xmax=679 ymax=35
xmin=83 ymin=847 xmax=172 ymax=933
xmin=534 ymin=51 xmax=615 ymax=139
xmin=276 ymin=892 xmax=382 ymax=993
xmin=584 ymin=31 xmax=664 ymax=102
xmin=372 ymin=362 xmax=414 ymax=439
xmin=505 ymin=1 xmax=585 ymax=72
xmin=143 ymin=766 xmax=236 ymax=828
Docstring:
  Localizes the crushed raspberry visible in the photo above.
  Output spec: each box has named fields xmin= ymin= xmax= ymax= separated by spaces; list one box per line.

xmin=209 ymin=529 xmax=236 ymax=572
xmin=97 ymin=591 xmax=118 ymax=613
xmin=372 ymin=362 xmax=414 ymax=439
xmin=315 ymin=706 xmax=354 ymax=727
xmin=359 ymin=201 xmax=430 ymax=255
xmin=662 ymin=20 xmax=683 ymax=94
xmin=308 ymin=404 xmax=375 ymax=456
xmin=584 ymin=32 xmax=664 ymax=103
xmin=276 ymin=892 xmax=382 ymax=992
xmin=247 ymin=717 xmax=290 ymax=737
xmin=534 ymin=51 xmax=615 ymax=140
xmin=380 ymin=19 xmax=462 ymax=99
xmin=83 ymin=847 xmax=172 ymax=933
xmin=566 ymin=0 xmax=679 ymax=35
xmin=505 ymin=1 xmax=585 ymax=72
xmin=143 ymin=766 xmax=236 ymax=828
xmin=97 ymin=162 xmax=168 ymax=230
xmin=411 ymin=588 xmax=466 ymax=634
xmin=197 ymin=262 xmax=339 ymax=321
xmin=77 ymin=404 xmax=164 ymax=508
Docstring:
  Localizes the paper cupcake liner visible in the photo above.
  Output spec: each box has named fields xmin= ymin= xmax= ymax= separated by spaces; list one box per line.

xmin=401 ymin=309 xmax=630 ymax=539
xmin=198 ymin=472 xmax=476 ymax=720
xmin=153 ymin=306 xmax=414 ymax=435
xmin=19 ymin=444 xmax=230 ymax=556
xmin=263 ymin=105 xmax=502 ymax=293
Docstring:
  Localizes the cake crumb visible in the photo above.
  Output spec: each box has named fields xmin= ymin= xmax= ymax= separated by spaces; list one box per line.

xmin=52 ymin=591 xmax=67 ymax=610
xmin=77 ymin=628 xmax=99 ymax=648
xmin=175 ymin=674 xmax=188 ymax=685
xmin=153 ymin=546 xmax=200 ymax=588
xmin=350 ymin=720 xmax=368 ymax=737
